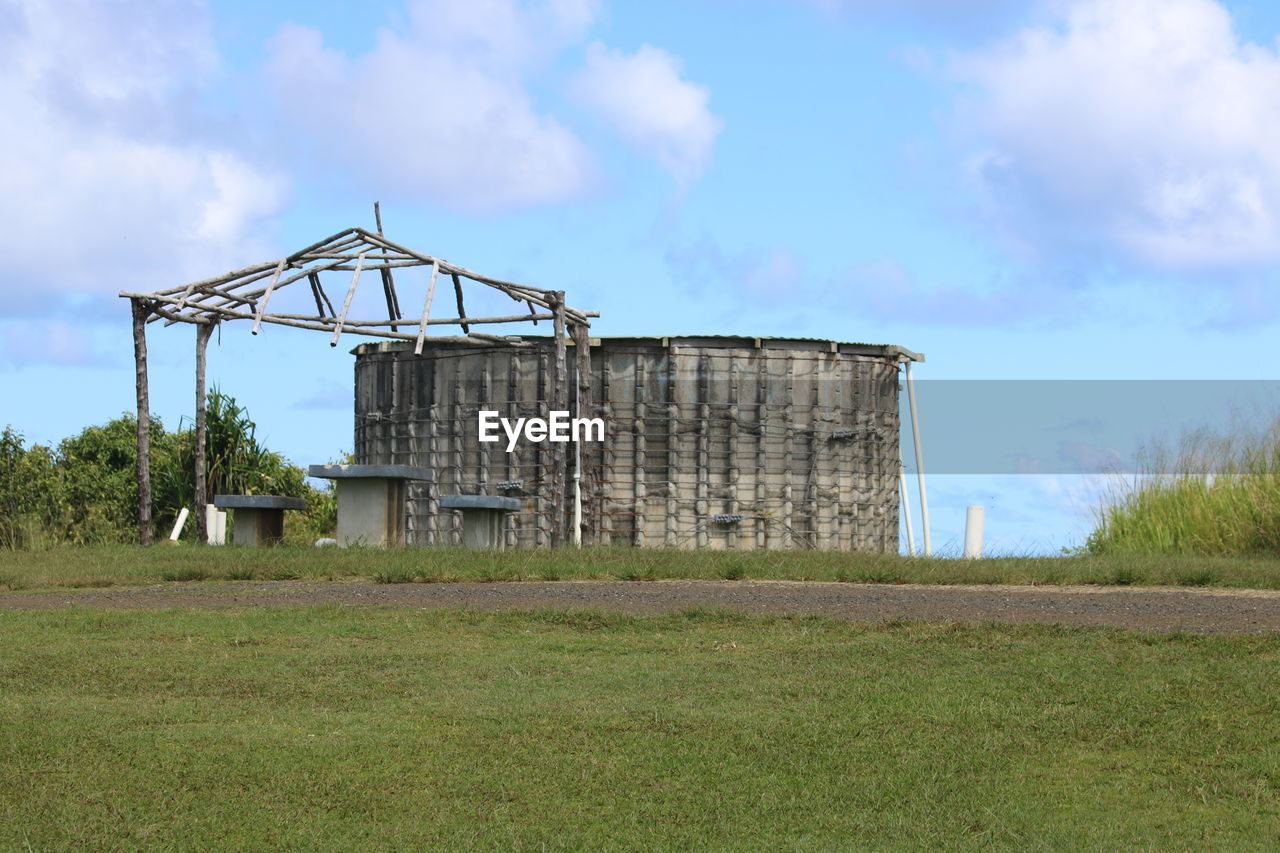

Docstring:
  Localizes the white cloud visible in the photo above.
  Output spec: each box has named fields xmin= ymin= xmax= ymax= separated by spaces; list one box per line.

xmin=953 ymin=0 xmax=1280 ymax=271
xmin=265 ymin=1 xmax=599 ymax=212
xmin=0 ymin=0 xmax=286 ymax=306
xmin=572 ymin=42 xmax=723 ymax=182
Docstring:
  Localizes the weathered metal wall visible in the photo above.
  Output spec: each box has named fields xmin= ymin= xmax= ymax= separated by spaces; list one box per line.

xmin=354 ymin=337 xmax=906 ymax=551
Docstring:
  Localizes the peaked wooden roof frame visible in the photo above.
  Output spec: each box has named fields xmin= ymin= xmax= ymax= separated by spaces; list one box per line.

xmin=120 ymin=224 xmax=596 ymax=353
xmin=120 ymin=211 xmax=598 ymax=547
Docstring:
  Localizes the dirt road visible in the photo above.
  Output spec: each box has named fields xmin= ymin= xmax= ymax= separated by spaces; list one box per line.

xmin=3 ymin=579 xmax=1280 ymax=633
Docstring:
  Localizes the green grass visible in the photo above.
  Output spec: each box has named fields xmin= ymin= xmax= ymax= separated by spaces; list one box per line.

xmin=1 ymin=545 xmax=1279 ymax=591
xmin=1 ymin=608 xmax=1277 ymax=849
xmin=1089 ymin=416 xmax=1280 ymax=556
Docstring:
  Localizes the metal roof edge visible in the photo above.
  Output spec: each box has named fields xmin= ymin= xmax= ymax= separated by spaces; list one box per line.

xmin=353 ymin=335 xmax=924 ymax=361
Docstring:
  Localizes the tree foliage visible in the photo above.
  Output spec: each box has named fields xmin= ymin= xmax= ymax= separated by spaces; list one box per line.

xmin=0 ymin=390 xmax=335 ymax=549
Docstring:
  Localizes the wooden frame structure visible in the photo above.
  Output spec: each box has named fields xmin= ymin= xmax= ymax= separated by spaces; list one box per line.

xmin=120 ymin=210 xmax=597 ymax=545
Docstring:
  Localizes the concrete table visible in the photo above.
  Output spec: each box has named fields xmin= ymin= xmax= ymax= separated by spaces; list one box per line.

xmin=440 ymin=495 xmax=522 ymax=550
xmin=308 ymin=465 xmax=432 ymax=547
xmin=213 ymin=495 xmax=307 ymax=547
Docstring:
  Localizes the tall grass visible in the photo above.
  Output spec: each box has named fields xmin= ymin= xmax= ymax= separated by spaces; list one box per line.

xmin=1088 ymin=415 xmax=1280 ymax=556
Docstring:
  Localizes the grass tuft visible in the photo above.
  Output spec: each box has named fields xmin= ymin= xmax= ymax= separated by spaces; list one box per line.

xmin=1107 ymin=567 xmax=1143 ymax=586
xmin=373 ymin=567 xmax=417 ymax=584
xmin=1088 ymin=414 xmax=1280 ymax=556
xmin=1176 ymin=569 xmax=1218 ymax=587
xmin=159 ymin=567 xmax=209 ymax=582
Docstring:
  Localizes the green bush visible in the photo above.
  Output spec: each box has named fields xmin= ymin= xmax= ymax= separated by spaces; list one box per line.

xmin=0 ymin=427 xmax=63 ymax=549
xmin=1088 ymin=416 xmax=1280 ymax=556
xmin=1 ymin=390 xmax=338 ymax=549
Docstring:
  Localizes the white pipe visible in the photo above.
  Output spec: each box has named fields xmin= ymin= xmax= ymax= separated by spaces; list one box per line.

xmin=904 ymin=361 xmax=931 ymax=556
xmin=963 ymin=506 xmax=985 ymax=559
xmin=573 ymin=351 xmax=583 ymax=548
xmin=168 ymin=507 xmax=190 ymax=542
xmin=214 ymin=510 xmax=227 ymax=546
xmin=899 ymin=467 xmax=916 ymax=556
xmin=205 ymin=504 xmax=218 ymax=545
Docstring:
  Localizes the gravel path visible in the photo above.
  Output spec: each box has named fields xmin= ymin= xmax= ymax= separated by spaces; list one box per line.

xmin=3 ymin=579 xmax=1280 ymax=633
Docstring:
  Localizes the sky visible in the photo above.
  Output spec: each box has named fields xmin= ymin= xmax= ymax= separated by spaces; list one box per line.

xmin=3 ymin=0 xmax=1280 ymax=553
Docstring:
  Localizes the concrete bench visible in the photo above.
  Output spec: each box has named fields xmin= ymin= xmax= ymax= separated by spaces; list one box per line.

xmin=440 ymin=495 xmax=522 ymax=550
xmin=308 ymin=464 xmax=432 ymax=547
xmin=213 ymin=495 xmax=307 ymax=546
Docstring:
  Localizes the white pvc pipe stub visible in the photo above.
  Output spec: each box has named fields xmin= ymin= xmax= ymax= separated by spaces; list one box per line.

xmin=963 ymin=506 xmax=986 ymax=559
xmin=206 ymin=505 xmax=227 ymax=546
xmin=168 ymin=507 xmax=190 ymax=542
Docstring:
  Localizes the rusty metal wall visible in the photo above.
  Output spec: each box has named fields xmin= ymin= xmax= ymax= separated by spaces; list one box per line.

xmin=354 ymin=337 xmax=904 ymax=551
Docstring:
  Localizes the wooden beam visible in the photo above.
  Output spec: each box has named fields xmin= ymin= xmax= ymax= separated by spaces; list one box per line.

xmin=571 ymin=321 xmax=593 ymax=546
xmin=194 ymin=321 xmax=215 ymax=541
xmin=141 ymin=258 xmax=283 ymax=298
xmin=308 ymin=272 xmax=330 ymax=317
xmin=267 ymin=311 xmax=563 ymax=327
xmin=285 ymin=227 xmax=360 ymax=263
xmin=466 ymin=331 xmax=524 ymax=343
xmin=298 ymin=252 xmax=417 ymax=261
xmin=374 ymin=201 xmax=401 ymax=325
xmin=414 ymin=261 xmax=440 ymax=355
xmin=131 ymin=299 xmax=154 ymax=546
xmin=451 ymin=272 xmax=469 ymax=333
xmin=330 ymin=254 xmax=365 ymax=347
xmin=122 ymin=291 xmax=522 ymax=344
xmin=251 ymin=259 xmax=287 ymax=335
xmin=551 ymin=291 xmax=568 ymax=547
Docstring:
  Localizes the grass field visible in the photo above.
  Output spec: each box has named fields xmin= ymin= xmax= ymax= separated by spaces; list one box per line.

xmin=1 ymin=544 xmax=1279 ymax=592
xmin=1 ymin=608 xmax=1277 ymax=850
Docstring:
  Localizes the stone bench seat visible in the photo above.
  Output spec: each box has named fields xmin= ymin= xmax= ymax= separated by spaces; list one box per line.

xmin=213 ymin=494 xmax=307 ymax=546
xmin=308 ymin=464 xmax=432 ymax=547
xmin=440 ymin=495 xmax=522 ymax=550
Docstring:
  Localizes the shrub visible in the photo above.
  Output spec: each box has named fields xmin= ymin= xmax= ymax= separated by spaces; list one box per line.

xmin=1088 ymin=415 xmax=1280 ymax=556
xmin=2 ymin=389 xmax=340 ymax=549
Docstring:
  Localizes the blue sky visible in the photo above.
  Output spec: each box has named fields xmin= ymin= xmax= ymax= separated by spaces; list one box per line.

xmin=3 ymin=0 xmax=1280 ymax=553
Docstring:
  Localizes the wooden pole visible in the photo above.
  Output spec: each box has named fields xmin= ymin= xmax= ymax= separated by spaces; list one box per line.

xmin=132 ymin=298 xmax=154 ymax=545
xmin=308 ymin=272 xmax=331 ymax=317
xmin=330 ymin=254 xmax=365 ymax=347
xmin=374 ymin=202 xmax=401 ymax=324
xmin=571 ymin=321 xmax=593 ymax=546
xmin=451 ymin=273 xmax=469 ymax=333
xmin=194 ymin=320 xmax=215 ymax=542
xmin=414 ymin=261 xmax=440 ymax=355
xmin=251 ymin=259 xmax=287 ymax=335
xmin=551 ymin=292 xmax=568 ymax=546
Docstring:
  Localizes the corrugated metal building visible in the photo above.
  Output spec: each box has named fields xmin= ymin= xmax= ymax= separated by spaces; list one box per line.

xmin=353 ymin=336 xmax=921 ymax=551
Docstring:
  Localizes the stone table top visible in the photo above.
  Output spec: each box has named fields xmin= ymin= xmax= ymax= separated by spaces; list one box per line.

xmin=307 ymin=464 xmax=434 ymax=481
xmin=213 ymin=495 xmax=308 ymax=511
